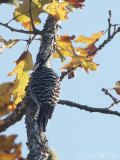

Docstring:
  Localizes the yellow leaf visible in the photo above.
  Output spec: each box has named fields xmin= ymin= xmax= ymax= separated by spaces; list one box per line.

xmin=14 ymin=0 xmax=42 ymax=30
xmin=53 ymin=49 xmax=73 ymax=58
xmin=75 ymin=47 xmax=88 ymax=57
xmin=62 ymin=54 xmax=84 ymax=69
xmin=46 ymin=0 xmax=69 ymax=20
xmin=53 ymin=34 xmax=75 ymax=59
xmin=14 ymin=0 xmax=69 ymax=29
xmin=74 ymin=31 xmax=103 ymax=48
xmin=8 ymin=51 xmax=34 ymax=107
xmin=82 ymin=61 xmax=98 ymax=71
xmin=0 ymin=51 xmax=33 ymax=114
xmin=0 ymin=36 xmax=19 ymax=54
xmin=53 ymin=32 xmax=103 ymax=79
xmin=62 ymin=54 xmax=98 ymax=72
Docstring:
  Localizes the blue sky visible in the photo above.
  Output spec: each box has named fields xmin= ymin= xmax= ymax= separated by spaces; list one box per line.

xmin=0 ymin=0 xmax=120 ymax=160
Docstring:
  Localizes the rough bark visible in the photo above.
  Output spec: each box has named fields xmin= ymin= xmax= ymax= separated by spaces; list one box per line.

xmin=25 ymin=15 xmax=59 ymax=160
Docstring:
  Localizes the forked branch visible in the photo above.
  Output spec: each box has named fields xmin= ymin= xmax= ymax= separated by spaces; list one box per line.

xmin=87 ymin=10 xmax=120 ymax=57
xmin=58 ymin=100 xmax=120 ymax=117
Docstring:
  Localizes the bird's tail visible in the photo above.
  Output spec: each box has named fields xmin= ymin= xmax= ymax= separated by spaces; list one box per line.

xmin=37 ymin=106 xmax=55 ymax=131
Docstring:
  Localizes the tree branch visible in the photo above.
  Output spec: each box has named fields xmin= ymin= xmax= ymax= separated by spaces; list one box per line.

xmin=1 ymin=96 xmax=120 ymax=134
xmin=87 ymin=10 xmax=120 ymax=58
xmin=0 ymin=22 xmax=43 ymax=35
xmin=87 ymin=26 xmax=120 ymax=57
xmin=102 ymin=88 xmax=120 ymax=110
xmin=60 ymin=64 xmax=82 ymax=81
xmin=60 ymin=66 xmax=77 ymax=81
xmin=58 ymin=100 xmax=120 ymax=117
xmin=102 ymin=88 xmax=118 ymax=102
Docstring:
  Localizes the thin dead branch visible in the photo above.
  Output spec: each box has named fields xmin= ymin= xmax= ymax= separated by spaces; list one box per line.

xmin=0 ymin=22 xmax=43 ymax=35
xmin=87 ymin=26 xmax=120 ymax=57
xmin=87 ymin=10 xmax=120 ymax=58
xmin=60 ymin=64 xmax=82 ymax=81
xmin=29 ymin=0 xmax=35 ymax=30
xmin=102 ymin=88 xmax=120 ymax=110
xmin=108 ymin=10 xmax=112 ymax=38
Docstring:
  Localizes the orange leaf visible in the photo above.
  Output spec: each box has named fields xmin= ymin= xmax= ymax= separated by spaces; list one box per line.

xmin=53 ymin=32 xmax=103 ymax=79
xmin=0 ymin=83 xmax=13 ymax=117
xmin=59 ymin=35 xmax=75 ymax=42
xmin=65 ymin=0 xmax=85 ymax=9
xmin=0 ymin=135 xmax=25 ymax=160
xmin=72 ymin=3 xmax=85 ymax=9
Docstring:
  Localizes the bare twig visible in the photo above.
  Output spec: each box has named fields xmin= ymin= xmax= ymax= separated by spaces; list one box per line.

xmin=102 ymin=88 xmax=118 ymax=102
xmin=87 ymin=26 xmax=120 ymax=57
xmin=29 ymin=0 xmax=35 ymax=30
xmin=58 ymin=100 xmax=120 ymax=117
xmin=87 ymin=10 xmax=120 ymax=58
xmin=108 ymin=10 xmax=112 ymax=38
xmin=102 ymin=88 xmax=120 ymax=110
xmin=0 ymin=22 xmax=42 ymax=35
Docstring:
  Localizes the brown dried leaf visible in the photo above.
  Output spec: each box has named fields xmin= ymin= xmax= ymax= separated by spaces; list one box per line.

xmin=114 ymin=81 xmax=120 ymax=95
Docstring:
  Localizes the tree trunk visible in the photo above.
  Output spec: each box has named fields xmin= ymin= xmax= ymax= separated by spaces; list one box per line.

xmin=25 ymin=15 xmax=59 ymax=160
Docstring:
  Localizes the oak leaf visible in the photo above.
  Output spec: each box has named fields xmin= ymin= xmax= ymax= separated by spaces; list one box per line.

xmin=0 ymin=36 xmax=19 ymax=54
xmin=113 ymin=81 xmax=120 ymax=95
xmin=8 ymin=51 xmax=34 ymax=107
xmin=74 ymin=31 xmax=103 ymax=47
xmin=0 ymin=51 xmax=33 ymax=116
xmin=14 ymin=0 xmax=68 ymax=30
xmin=0 ymin=83 xmax=13 ymax=117
xmin=53 ymin=34 xmax=75 ymax=60
xmin=46 ymin=0 xmax=69 ymax=20
xmin=53 ymin=32 xmax=103 ymax=78
xmin=14 ymin=0 xmax=43 ymax=30
xmin=0 ymin=135 xmax=24 ymax=160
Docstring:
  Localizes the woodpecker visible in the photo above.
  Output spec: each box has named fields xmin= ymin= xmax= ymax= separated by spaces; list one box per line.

xmin=30 ymin=54 xmax=61 ymax=131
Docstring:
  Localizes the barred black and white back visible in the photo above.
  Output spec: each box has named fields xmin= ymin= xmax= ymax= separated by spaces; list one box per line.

xmin=30 ymin=64 xmax=61 ymax=131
